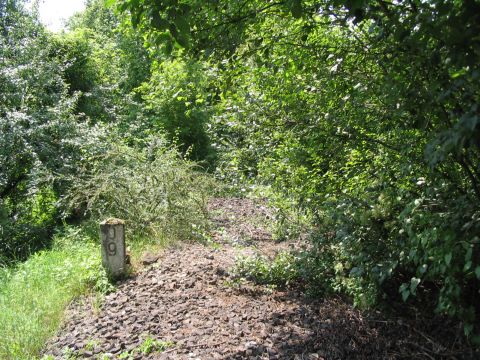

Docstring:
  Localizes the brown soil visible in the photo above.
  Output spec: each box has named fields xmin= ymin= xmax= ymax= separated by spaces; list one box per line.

xmin=44 ymin=198 xmax=478 ymax=359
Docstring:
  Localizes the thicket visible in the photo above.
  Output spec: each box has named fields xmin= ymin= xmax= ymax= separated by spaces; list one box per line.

xmin=66 ymin=138 xmax=213 ymax=243
xmin=0 ymin=0 xmax=213 ymax=266
xmin=115 ymin=0 xmax=480 ymax=340
xmin=0 ymin=0 xmax=107 ymax=264
xmin=1 ymin=0 xmax=479 ymax=353
xmin=0 ymin=2 xmax=214 ymax=357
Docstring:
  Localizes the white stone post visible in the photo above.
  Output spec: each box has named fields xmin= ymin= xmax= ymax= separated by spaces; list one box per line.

xmin=100 ymin=218 xmax=126 ymax=277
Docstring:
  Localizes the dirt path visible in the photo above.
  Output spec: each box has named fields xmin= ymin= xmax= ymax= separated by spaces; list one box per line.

xmin=44 ymin=198 xmax=477 ymax=359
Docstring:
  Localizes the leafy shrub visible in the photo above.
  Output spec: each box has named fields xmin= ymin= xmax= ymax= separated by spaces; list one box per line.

xmin=0 ymin=188 xmax=57 ymax=265
xmin=0 ymin=2 xmax=109 ymax=263
xmin=303 ymin=178 xmax=480 ymax=339
xmin=398 ymin=187 xmax=480 ymax=338
xmin=232 ymin=245 xmax=370 ymax=301
xmin=65 ymin=137 xmax=214 ymax=244
xmin=233 ymin=252 xmax=300 ymax=288
xmin=139 ymin=59 xmax=216 ymax=164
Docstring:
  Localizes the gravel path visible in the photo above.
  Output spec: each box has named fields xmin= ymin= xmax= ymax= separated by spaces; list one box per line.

xmin=44 ymin=198 xmax=478 ymax=360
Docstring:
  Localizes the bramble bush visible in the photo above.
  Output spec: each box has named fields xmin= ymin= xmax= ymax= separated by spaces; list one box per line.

xmin=65 ymin=137 xmax=214 ymax=244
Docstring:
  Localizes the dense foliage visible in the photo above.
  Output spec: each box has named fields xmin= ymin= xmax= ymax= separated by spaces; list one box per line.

xmin=0 ymin=0 xmax=211 ymax=264
xmin=113 ymin=0 xmax=480 ymax=338
xmin=66 ymin=138 xmax=213 ymax=242
xmin=0 ymin=0 xmax=107 ymax=263
xmin=1 ymin=0 xmax=479 ymax=346
xmin=0 ymin=2 xmax=216 ymax=357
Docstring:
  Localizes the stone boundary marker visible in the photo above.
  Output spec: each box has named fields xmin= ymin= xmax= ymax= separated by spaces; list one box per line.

xmin=100 ymin=218 xmax=126 ymax=277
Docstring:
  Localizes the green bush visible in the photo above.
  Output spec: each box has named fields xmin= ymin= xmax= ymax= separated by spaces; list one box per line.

xmin=0 ymin=1 xmax=109 ymax=263
xmin=233 ymin=252 xmax=300 ymax=288
xmin=139 ymin=59 xmax=216 ymax=164
xmin=0 ymin=188 xmax=57 ymax=265
xmin=65 ymin=137 xmax=214 ymax=244
xmin=303 ymin=178 xmax=480 ymax=339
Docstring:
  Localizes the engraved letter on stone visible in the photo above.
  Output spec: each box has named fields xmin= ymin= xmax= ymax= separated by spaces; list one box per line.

xmin=100 ymin=219 xmax=126 ymax=277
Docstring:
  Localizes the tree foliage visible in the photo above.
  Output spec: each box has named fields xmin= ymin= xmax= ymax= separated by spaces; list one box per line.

xmin=138 ymin=59 xmax=216 ymax=163
xmin=113 ymin=0 xmax=480 ymax=337
xmin=0 ymin=0 xmax=107 ymax=263
xmin=1 ymin=0 xmax=479 ymax=342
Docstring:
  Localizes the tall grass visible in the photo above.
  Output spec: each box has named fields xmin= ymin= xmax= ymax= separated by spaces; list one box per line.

xmin=0 ymin=229 xmax=108 ymax=359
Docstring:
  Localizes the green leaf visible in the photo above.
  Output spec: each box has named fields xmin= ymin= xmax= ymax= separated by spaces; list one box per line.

xmin=410 ymin=277 xmax=420 ymax=294
xmin=451 ymin=68 xmax=467 ymax=79
xmin=290 ymin=0 xmax=302 ymax=19
xmin=464 ymin=323 xmax=474 ymax=336
xmin=399 ymin=283 xmax=409 ymax=301
xmin=151 ymin=13 xmax=169 ymax=31
xmin=163 ymin=41 xmax=173 ymax=55
xmin=444 ymin=252 xmax=452 ymax=265
xmin=174 ymin=16 xmax=190 ymax=34
xmin=174 ymin=33 xmax=190 ymax=48
xmin=465 ymin=247 xmax=473 ymax=262
xmin=131 ymin=12 xmax=141 ymax=29
xmin=475 ymin=266 xmax=480 ymax=279
xmin=464 ymin=261 xmax=472 ymax=272
xmin=156 ymin=31 xmax=172 ymax=43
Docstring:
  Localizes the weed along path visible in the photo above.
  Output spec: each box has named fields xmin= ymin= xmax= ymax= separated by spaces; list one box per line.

xmin=44 ymin=198 xmax=474 ymax=360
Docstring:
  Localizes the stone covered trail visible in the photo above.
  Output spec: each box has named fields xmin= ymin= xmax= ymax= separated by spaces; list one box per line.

xmin=45 ymin=198 xmax=476 ymax=359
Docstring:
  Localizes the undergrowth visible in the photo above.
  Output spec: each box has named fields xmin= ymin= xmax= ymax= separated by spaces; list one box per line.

xmin=66 ymin=138 xmax=214 ymax=245
xmin=0 ymin=227 xmax=111 ymax=360
xmin=232 ymin=245 xmax=387 ymax=304
xmin=0 ymin=138 xmax=215 ymax=359
xmin=233 ymin=252 xmax=300 ymax=288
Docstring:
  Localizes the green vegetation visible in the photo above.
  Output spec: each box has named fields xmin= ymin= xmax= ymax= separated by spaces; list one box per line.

xmin=118 ymin=336 xmax=174 ymax=359
xmin=0 ymin=2 xmax=213 ymax=358
xmin=0 ymin=228 xmax=109 ymax=359
xmin=137 ymin=337 xmax=174 ymax=355
xmin=233 ymin=252 xmax=300 ymax=288
xmin=1 ymin=0 xmax=479 ymax=356
xmin=113 ymin=0 xmax=479 ymax=341
xmin=66 ymin=138 xmax=213 ymax=243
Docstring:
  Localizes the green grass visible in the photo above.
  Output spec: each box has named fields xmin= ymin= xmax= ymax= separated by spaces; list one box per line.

xmin=118 ymin=336 xmax=174 ymax=359
xmin=137 ymin=336 xmax=174 ymax=355
xmin=0 ymin=229 xmax=109 ymax=360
